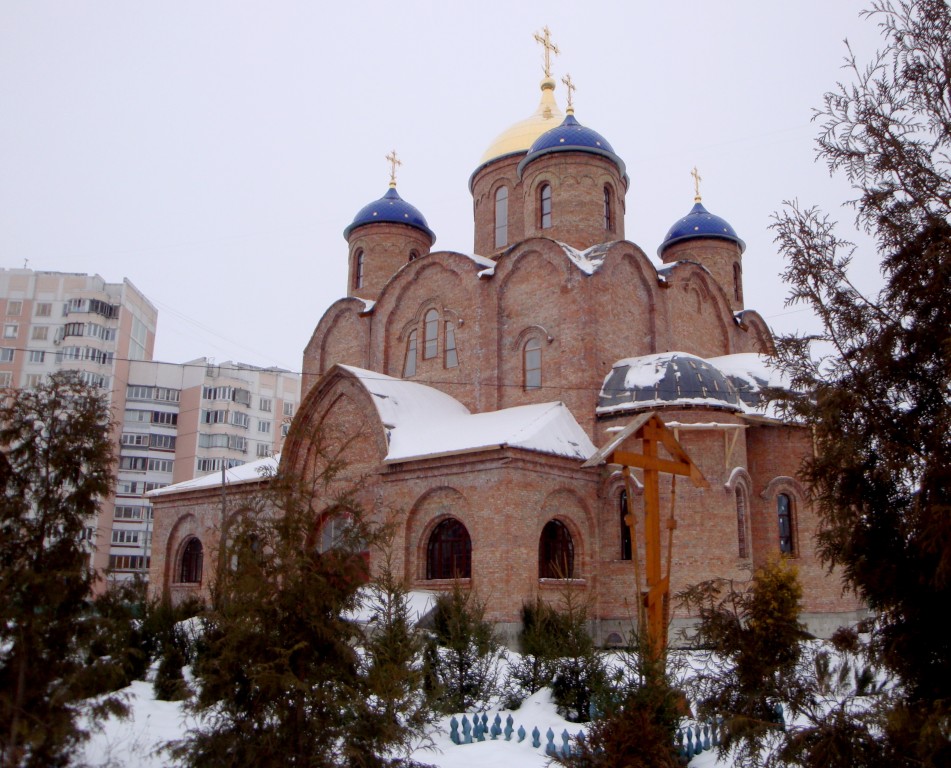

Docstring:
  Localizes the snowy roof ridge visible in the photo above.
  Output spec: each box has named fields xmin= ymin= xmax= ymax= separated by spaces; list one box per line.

xmin=556 ymin=241 xmax=609 ymax=275
xmin=148 ymin=454 xmax=279 ymax=497
xmin=339 ymin=366 xmax=595 ymax=463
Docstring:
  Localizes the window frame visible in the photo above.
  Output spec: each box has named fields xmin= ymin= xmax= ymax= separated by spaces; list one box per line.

xmin=539 ymin=519 xmax=575 ymax=579
xmin=426 ymin=518 xmax=472 ymax=580
xmin=179 ymin=537 xmax=204 ymax=584
xmin=523 ymin=337 xmax=542 ymax=390
xmin=494 ymin=185 xmax=509 ymax=248
xmin=539 ymin=183 xmax=552 ymax=229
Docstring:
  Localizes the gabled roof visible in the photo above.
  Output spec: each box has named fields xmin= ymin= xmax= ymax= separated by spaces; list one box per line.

xmin=340 ymin=366 xmax=597 ymax=463
xmin=149 ymin=455 xmax=278 ymax=497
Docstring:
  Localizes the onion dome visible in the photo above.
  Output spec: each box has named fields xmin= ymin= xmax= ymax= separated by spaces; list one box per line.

xmin=658 ymin=200 xmax=745 ymax=257
xmin=343 ymin=185 xmax=435 ymax=243
xmin=517 ymin=112 xmax=626 ymax=179
xmin=471 ymin=78 xmax=564 ymax=172
xmin=597 ymin=352 xmax=744 ymax=414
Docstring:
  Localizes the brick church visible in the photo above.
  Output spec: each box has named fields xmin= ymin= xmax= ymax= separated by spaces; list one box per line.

xmin=150 ymin=54 xmax=863 ymax=642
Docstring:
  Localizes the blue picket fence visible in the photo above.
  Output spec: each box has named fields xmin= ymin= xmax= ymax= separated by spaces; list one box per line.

xmin=448 ymin=709 xmax=730 ymax=761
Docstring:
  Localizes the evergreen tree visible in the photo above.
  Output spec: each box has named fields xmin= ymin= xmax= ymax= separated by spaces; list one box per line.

xmin=175 ymin=427 xmax=420 ymax=767
xmin=0 ymin=372 xmax=115 ymax=767
xmin=770 ymin=2 xmax=951 ymax=763
xmin=545 ymin=588 xmax=605 ymax=724
xmin=423 ymin=582 xmax=502 ymax=714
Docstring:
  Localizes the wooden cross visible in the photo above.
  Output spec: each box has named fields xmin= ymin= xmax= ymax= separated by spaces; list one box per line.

xmin=561 ymin=73 xmax=576 ymax=110
xmin=386 ymin=149 xmax=402 ymax=187
xmin=691 ymin=166 xmax=702 ymax=202
xmin=533 ymin=26 xmax=560 ymax=78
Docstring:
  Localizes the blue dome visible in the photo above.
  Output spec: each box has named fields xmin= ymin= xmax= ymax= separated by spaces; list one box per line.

xmin=658 ymin=201 xmax=745 ymax=256
xmin=343 ymin=186 xmax=435 ymax=242
xmin=517 ymin=114 xmax=626 ymax=179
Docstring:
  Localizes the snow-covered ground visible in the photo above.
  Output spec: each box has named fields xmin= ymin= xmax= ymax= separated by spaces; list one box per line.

xmin=78 ymin=673 xmax=727 ymax=768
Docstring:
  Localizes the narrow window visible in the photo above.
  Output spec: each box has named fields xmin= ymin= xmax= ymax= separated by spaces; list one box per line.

xmin=524 ymin=337 xmax=542 ymax=390
xmin=494 ymin=186 xmax=509 ymax=248
xmin=619 ymin=490 xmax=632 ymax=561
xmin=539 ymin=520 xmax=574 ymax=579
xmin=179 ymin=537 xmax=203 ymax=583
xmin=444 ymin=322 xmax=458 ymax=368
xmin=353 ymin=249 xmax=365 ymax=290
xmin=733 ymin=262 xmax=742 ymax=302
xmin=604 ymin=185 xmax=614 ymax=232
xmin=423 ymin=309 xmax=438 ymax=359
xmin=426 ymin=518 xmax=472 ymax=579
xmin=409 ymin=249 xmax=419 ymax=262
xmin=403 ymin=330 xmax=417 ymax=377
xmin=539 ymin=184 xmax=552 ymax=229
xmin=777 ymin=493 xmax=794 ymax=554
xmin=736 ymin=487 xmax=749 ymax=558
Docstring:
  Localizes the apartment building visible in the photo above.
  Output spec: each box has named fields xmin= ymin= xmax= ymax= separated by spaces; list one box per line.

xmin=1 ymin=268 xmax=300 ymax=584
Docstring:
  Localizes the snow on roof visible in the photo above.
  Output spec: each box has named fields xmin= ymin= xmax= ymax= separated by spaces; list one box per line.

xmin=557 ymin=241 xmax=610 ymax=275
xmin=148 ymin=455 xmax=278 ymax=497
xmin=596 ymin=352 xmax=787 ymax=418
xmin=341 ymin=366 xmax=597 ymax=463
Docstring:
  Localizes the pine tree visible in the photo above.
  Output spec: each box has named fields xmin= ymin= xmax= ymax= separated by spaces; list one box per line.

xmin=175 ymin=425 xmax=423 ymax=767
xmin=0 ymin=372 xmax=115 ymax=767
xmin=770 ymin=2 xmax=951 ymax=763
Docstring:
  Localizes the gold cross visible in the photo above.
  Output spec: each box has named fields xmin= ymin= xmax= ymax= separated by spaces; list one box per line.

xmin=533 ymin=26 xmax=560 ymax=78
xmin=561 ymin=73 xmax=576 ymax=110
xmin=691 ymin=166 xmax=702 ymax=202
xmin=386 ymin=150 xmax=402 ymax=187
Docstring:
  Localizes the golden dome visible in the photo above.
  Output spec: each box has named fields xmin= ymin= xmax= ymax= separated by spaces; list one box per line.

xmin=477 ymin=77 xmax=564 ymax=165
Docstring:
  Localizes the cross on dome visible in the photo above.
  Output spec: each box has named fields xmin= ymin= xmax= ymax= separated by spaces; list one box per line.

xmin=562 ymin=73 xmax=576 ymax=114
xmin=533 ymin=26 xmax=560 ymax=78
xmin=691 ymin=166 xmax=703 ymax=202
xmin=387 ymin=150 xmax=402 ymax=187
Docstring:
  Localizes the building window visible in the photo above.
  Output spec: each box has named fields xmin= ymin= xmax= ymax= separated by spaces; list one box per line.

xmin=6 ymin=301 xmax=22 ymax=316
xmin=409 ymin=249 xmax=420 ymax=262
xmin=119 ymin=456 xmax=148 ymax=472
xmin=112 ymin=529 xmax=140 ymax=545
xmin=426 ymin=518 xmax=472 ymax=579
xmin=258 ymin=419 xmax=272 ymax=434
xmin=619 ymin=490 xmax=632 ymax=561
xmin=0 ymin=372 xmax=13 ymax=387
xmin=604 ymin=185 xmax=614 ymax=232
xmin=129 ymin=316 xmax=148 ymax=361
xmin=179 ymin=537 xmax=203 ymax=583
xmin=494 ymin=186 xmax=509 ymax=248
xmin=256 ymin=443 xmax=271 ymax=458
xmin=353 ymin=249 xmax=365 ymax=290
xmin=403 ymin=330 xmax=417 ymax=377
xmin=147 ymin=458 xmax=173 ymax=473
xmin=24 ymin=374 xmax=44 ymax=388
xmin=736 ymin=487 xmax=749 ymax=558
xmin=231 ymin=411 xmax=250 ymax=429
xmin=3 ymin=324 xmax=18 ymax=339
xmin=539 ymin=519 xmax=574 ymax=579
xmin=259 ymin=397 xmax=272 ymax=412
xmin=733 ymin=262 xmax=742 ymax=303
xmin=317 ymin=515 xmax=348 ymax=553
xmin=445 ymin=323 xmax=458 ymax=368
xmin=282 ymin=402 xmax=294 ymax=417
xmin=35 ymin=302 xmax=52 ymax=317
xmin=539 ymin=183 xmax=552 ymax=229
xmin=777 ymin=493 xmax=794 ymax=554
xmin=0 ymin=348 xmax=13 ymax=363
xmin=27 ymin=350 xmax=44 ymax=364
xmin=423 ymin=309 xmax=439 ymax=359
xmin=31 ymin=326 xmax=48 ymax=341
xmin=523 ymin=337 xmax=542 ymax=390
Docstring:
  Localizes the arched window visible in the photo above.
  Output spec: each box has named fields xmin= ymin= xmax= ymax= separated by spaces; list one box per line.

xmin=733 ymin=262 xmax=742 ymax=302
xmin=426 ymin=518 xmax=472 ymax=579
xmin=777 ymin=493 xmax=794 ymax=554
xmin=423 ymin=309 xmax=439 ymax=359
xmin=403 ymin=330 xmax=417 ymax=377
xmin=539 ymin=183 xmax=552 ymax=229
xmin=523 ymin=337 xmax=542 ymax=390
xmin=604 ymin=185 xmax=614 ymax=232
xmin=179 ymin=537 xmax=203 ymax=583
xmin=409 ymin=249 xmax=420 ymax=262
xmin=444 ymin=322 xmax=458 ymax=368
xmin=619 ymin=489 xmax=632 ymax=561
xmin=736 ymin=487 xmax=749 ymax=558
xmin=539 ymin=520 xmax=574 ymax=578
xmin=353 ymin=249 xmax=365 ymax=290
xmin=318 ymin=515 xmax=347 ymax=553
xmin=494 ymin=186 xmax=509 ymax=248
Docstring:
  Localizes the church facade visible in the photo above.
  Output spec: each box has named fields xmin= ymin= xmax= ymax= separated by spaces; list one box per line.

xmin=149 ymin=70 xmax=862 ymax=642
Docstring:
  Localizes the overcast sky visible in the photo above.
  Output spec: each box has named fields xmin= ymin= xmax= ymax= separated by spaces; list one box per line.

xmin=1 ymin=1 xmax=887 ymax=372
